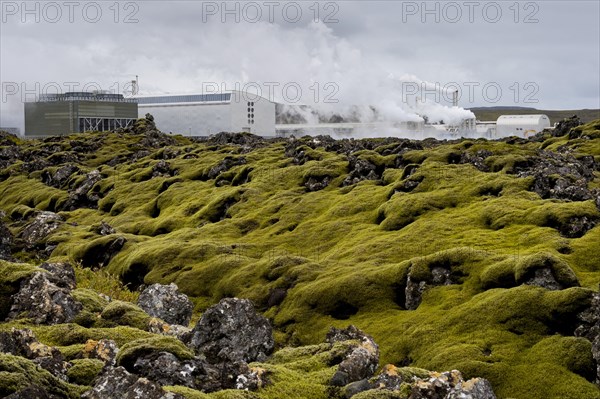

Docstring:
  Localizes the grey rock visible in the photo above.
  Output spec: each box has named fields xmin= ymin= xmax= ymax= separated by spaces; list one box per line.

xmin=0 ymin=328 xmax=71 ymax=380
xmin=39 ymin=262 xmax=77 ymax=290
xmin=96 ymin=221 xmax=116 ymax=236
xmin=405 ymin=265 xmax=453 ymax=310
xmin=82 ymin=366 xmax=184 ymax=399
xmin=0 ymin=217 xmax=13 ymax=260
xmin=19 ymin=211 xmax=64 ymax=248
xmin=327 ymin=326 xmax=379 ymax=386
xmin=341 ymin=379 xmax=373 ymax=398
xmin=81 ymin=339 xmax=119 ymax=366
xmin=523 ymin=268 xmax=563 ymax=291
xmin=138 ymin=283 xmax=193 ymax=326
xmin=132 ymin=351 xmax=200 ymax=388
xmin=188 ymin=297 xmax=274 ymax=363
xmin=41 ymin=164 xmax=79 ymax=188
xmin=7 ymin=271 xmax=82 ymax=324
xmin=343 ymin=157 xmax=379 ymax=186
xmin=305 ymin=176 xmax=331 ymax=192
xmin=446 ymin=377 xmax=497 ymax=399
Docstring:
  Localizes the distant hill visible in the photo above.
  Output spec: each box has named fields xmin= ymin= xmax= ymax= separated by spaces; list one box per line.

xmin=470 ymin=107 xmax=600 ymax=124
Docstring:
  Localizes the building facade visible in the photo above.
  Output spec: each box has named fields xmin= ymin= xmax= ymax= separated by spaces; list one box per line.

xmin=495 ymin=114 xmax=551 ymax=138
xmin=135 ymin=91 xmax=276 ymax=136
xmin=24 ymin=92 xmax=138 ymax=137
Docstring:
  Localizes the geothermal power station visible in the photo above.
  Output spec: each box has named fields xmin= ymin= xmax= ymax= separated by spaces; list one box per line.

xmin=21 ymin=86 xmax=551 ymax=139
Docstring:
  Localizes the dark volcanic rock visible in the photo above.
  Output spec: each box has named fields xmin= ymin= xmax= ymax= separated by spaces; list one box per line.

xmin=207 ymin=157 xmax=247 ymax=180
xmin=95 ymin=221 xmax=116 ymax=236
xmin=81 ymin=339 xmax=119 ymax=366
xmin=7 ymin=268 xmax=82 ymax=324
xmin=152 ymin=160 xmax=175 ymax=178
xmin=62 ymin=169 xmax=103 ymax=211
xmin=305 ymin=175 xmax=331 ymax=192
xmin=515 ymin=150 xmax=595 ymax=202
xmin=41 ymin=164 xmax=79 ymax=188
xmin=133 ymin=351 xmax=201 ymax=388
xmin=327 ymin=326 xmax=379 ymax=387
xmin=5 ymin=385 xmax=52 ymax=399
xmin=342 ymin=157 xmax=379 ymax=186
xmin=19 ymin=211 xmax=64 ymax=249
xmin=82 ymin=366 xmax=184 ymax=399
xmin=0 ymin=328 xmax=71 ymax=380
xmin=137 ymin=283 xmax=193 ymax=326
xmin=0 ymin=217 xmax=14 ymax=260
xmin=552 ymin=115 xmax=582 ymax=138
xmin=39 ymin=262 xmax=77 ymax=290
xmin=460 ymin=149 xmax=492 ymax=172
xmin=188 ymin=298 xmax=274 ymax=363
xmin=405 ymin=265 xmax=453 ymax=310
xmin=523 ymin=267 xmax=563 ymax=290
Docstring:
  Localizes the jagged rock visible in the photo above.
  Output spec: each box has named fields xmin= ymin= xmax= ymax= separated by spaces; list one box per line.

xmin=593 ymin=336 xmax=600 ymax=384
xmin=41 ymin=164 xmax=79 ymax=189
xmin=148 ymin=318 xmax=192 ymax=341
xmin=138 ymin=283 xmax=193 ymax=326
xmin=523 ymin=268 xmax=563 ymax=290
xmin=405 ymin=265 xmax=453 ymax=310
xmin=95 ymin=221 xmax=116 ymax=236
xmin=0 ymin=328 xmax=70 ymax=380
xmin=446 ymin=377 xmax=497 ymax=399
xmin=82 ymin=366 xmax=184 ymax=399
xmin=81 ymin=339 xmax=119 ymax=366
xmin=515 ymin=150 xmax=595 ymax=203
xmin=575 ymin=292 xmax=600 ymax=341
xmin=207 ymin=157 xmax=247 ymax=179
xmin=409 ymin=370 xmax=464 ymax=398
xmin=96 ymin=236 xmax=127 ymax=268
xmin=152 ymin=160 xmax=175 ymax=178
xmin=0 ymin=217 xmax=13 ymax=260
xmin=327 ymin=326 xmax=379 ymax=387
xmin=460 ymin=149 xmax=492 ymax=172
xmin=39 ymin=262 xmax=77 ymax=290
xmin=558 ymin=216 xmax=598 ymax=239
xmin=235 ymin=366 xmax=269 ymax=391
xmin=551 ymin=115 xmax=582 ymax=137
xmin=62 ymin=169 xmax=103 ymax=210
xmin=19 ymin=211 xmax=64 ymax=249
xmin=343 ymin=157 xmax=379 ymax=186
xmin=205 ymin=132 xmax=265 ymax=148
xmin=341 ymin=379 xmax=372 ymax=398
xmin=7 ymin=269 xmax=82 ymax=324
xmin=132 ymin=351 xmax=200 ymax=388
xmin=188 ymin=297 xmax=274 ymax=363
xmin=0 ymin=145 xmax=20 ymax=169
xmin=305 ymin=175 xmax=331 ymax=192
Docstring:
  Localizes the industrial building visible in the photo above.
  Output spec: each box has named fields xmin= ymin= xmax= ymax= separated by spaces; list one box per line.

xmin=495 ymin=115 xmax=551 ymax=138
xmin=135 ymin=91 xmax=276 ymax=136
xmin=24 ymin=92 xmax=138 ymax=137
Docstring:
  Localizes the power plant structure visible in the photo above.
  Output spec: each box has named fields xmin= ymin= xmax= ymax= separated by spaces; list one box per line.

xmin=24 ymin=92 xmax=138 ymax=137
xmin=134 ymin=90 xmax=276 ymax=137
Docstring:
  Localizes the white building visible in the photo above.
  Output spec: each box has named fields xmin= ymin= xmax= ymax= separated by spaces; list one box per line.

xmin=135 ymin=91 xmax=275 ymax=136
xmin=495 ymin=115 xmax=551 ymax=138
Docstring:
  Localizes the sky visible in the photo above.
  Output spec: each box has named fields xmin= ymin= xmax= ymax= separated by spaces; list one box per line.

xmin=1 ymin=0 xmax=599 ymax=131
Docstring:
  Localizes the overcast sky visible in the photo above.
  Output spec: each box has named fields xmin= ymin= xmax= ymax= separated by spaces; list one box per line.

xmin=1 ymin=0 xmax=599 ymax=130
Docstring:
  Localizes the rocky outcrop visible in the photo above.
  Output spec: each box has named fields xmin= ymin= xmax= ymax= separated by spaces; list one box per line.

xmin=19 ymin=211 xmax=64 ymax=250
xmin=41 ymin=164 xmax=79 ymax=189
xmin=188 ymin=297 xmax=274 ymax=363
xmin=62 ymin=169 xmax=103 ymax=211
xmin=523 ymin=267 xmax=564 ymax=291
xmin=405 ymin=265 xmax=453 ymax=310
xmin=207 ymin=157 xmax=247 ymax=180
xmin=305 ymin=175 xmax=331 ymax=192
xmin=7 ymin=263 xmax=82 ymax=324
xmin=138 ymin=283 xmax=193 ymax=326
xmin=0 ymin=216 xmax=14 ymax=260
xmin=342 ymin=157 xmax=380 ymax=186
xmin=327 ymin=326 xmax=379 ymax=387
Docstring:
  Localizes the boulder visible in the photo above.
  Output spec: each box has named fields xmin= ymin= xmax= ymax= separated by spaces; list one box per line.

xmin=138 ymin=283 xmax=194 ymax=326
xmin=41 ymin=164 xmax=79 ymax=188
xmin=39 ymin=262 xmax=77 ymax=290
xmin=0 ymin=328 xmax=70 ymax=380
xmin=405 ymin=265 xmax=453 ymax=310
xmin=523 ymin=267 xmax=563 ymax=291
xmin=446 ymin=377 xmax=497 ymax=399
xmin=188 ymin=298 xmax=274 ymax=363
xmin=7 ymin=268 xmax=82 ymax=324
xmin=82 ymin=366 xmax=184 ymax=399
xmin=0 ymin=217 xmax=13 ymax=260
xmin=81 ymin=339 xmax=119 ymax=366
xmin=305 ymin=175 xmax=331 ymax=192
xmin=19 ymin=211 xmax=64 ymax=249
xmin=62 ymin=169 xmax=103 ymax=211
xmin=327 ymin=326 xmax=379 ymax=387
xmin=4 ymin=385 xmax=51 ymax=399
xmin=95 ymin=221 xmax=116 ymax=236
xmin=342 ymin=157 xmax=380 ymax=186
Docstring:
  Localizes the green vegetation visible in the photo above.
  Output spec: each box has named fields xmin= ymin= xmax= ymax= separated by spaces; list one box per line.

xmin=0 ymin=120 xmax=600 ymax=397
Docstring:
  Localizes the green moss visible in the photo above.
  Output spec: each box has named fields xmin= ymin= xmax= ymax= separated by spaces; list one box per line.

xmin=99 ymin=300 xmax=151 ymax=330
xmin=66 ymin=358 xmax=104 ymax=386
xmin=116 ymin=335 xmax=195 ymax=370
xmin=0 ymin=353 xmax=86 ymax=398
